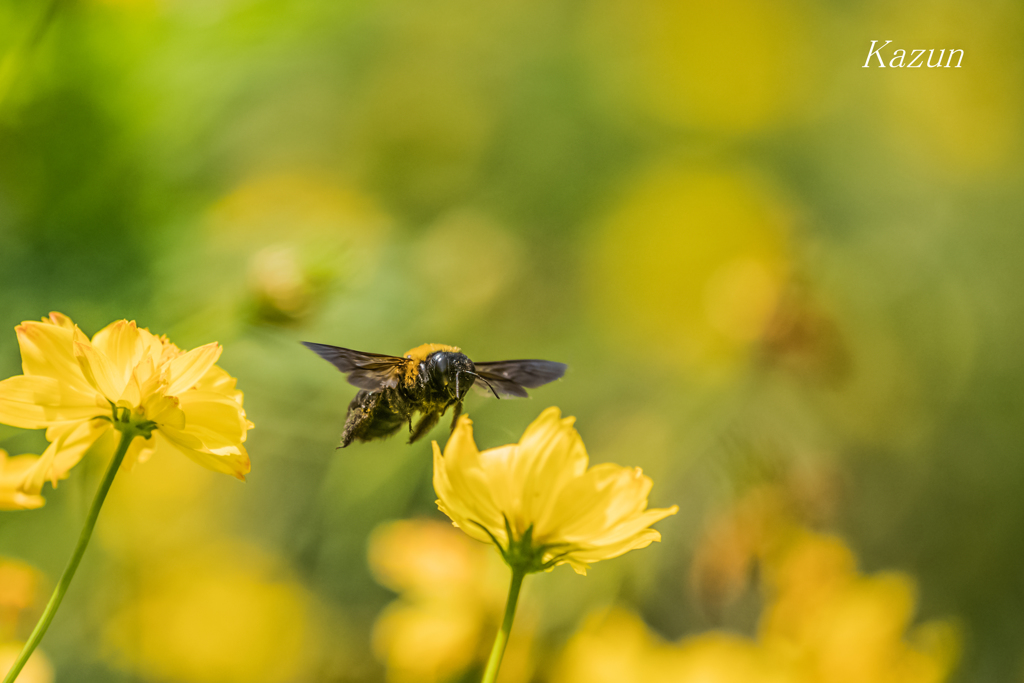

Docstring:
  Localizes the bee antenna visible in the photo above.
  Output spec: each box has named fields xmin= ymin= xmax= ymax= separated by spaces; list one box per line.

xmin=464 ymin=371 xmax=500 ymax=400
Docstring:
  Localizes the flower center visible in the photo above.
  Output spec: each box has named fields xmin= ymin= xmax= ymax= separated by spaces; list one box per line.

xmin=475 ymin=518 xmax=579 ymax=574
xmin=103 ymin=403 xmax=158 ymax=440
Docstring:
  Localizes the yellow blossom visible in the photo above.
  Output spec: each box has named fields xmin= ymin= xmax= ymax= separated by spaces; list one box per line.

xmin=103 ymin=543 xmax=323 ymax=683
xmin=555 ymin=529 xmax=958 ymax=683
xmin=0 ymin=452 xmax=44 ymax=511
xmin=759 ymin=531 xmax=959 ymax=683
xmin=432 ymin=407 xmax=678 ymax=575
xmin=0 ymin=312 xmax=253 ymax=500
xmin=368 ymin=519 xmax=536 ymax=683
xmin=588 ymin=166 xmax=791 ymax=377
xmin=0 ymin=558 xmax=51 ymax=683
xmin=0 ymin=644 xmax=52 ymax=683
xmin=551 ymin=609 xmax=658 ymax=683
xmin=0 ymin=558 xmax=42 ymax=643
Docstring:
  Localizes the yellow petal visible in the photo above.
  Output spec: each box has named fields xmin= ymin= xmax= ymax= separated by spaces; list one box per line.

xmin=90 ymin=320 xmax=142 ymax=388
xmin=45 ymin=311 xmax=77 ymax=329
xmin=0 ymin=375 xmax=104 ymax=428
xmin=119 ymin=373 xmax=143 ymax=409
xmin=517 ymin=408 xmax=586 ymax=480
xmin=0 ymin=488 xmax=46 ymax=510
xmin=573 ymin=516 xmax=674 ymax=560
xmin=19 ymin=420 xmax=110 ymax=494
xmin=476 ymin=444 xmax=522 ymax=533
xmin=16 ymin=321 xmax=95 ymax=396
xmin=155 ymin=431 xmax=250 ymax=480
xmin=47 ymin=421 xmax=114 ymax=486
xmin=552 ymin=466 xmax=655 ymax=541
xmin=121 ymin=435 xmax=158 ymax=471
xmin=0 ymin=375 xmax=61 ymax=428
xmin=192 ymin=364 xmax=243 ymax=402
xmin=74 ymin=340 xmax=127 ymax=401
xmin=146 ymin=393 xmax=186 ymax=430
xmin=0 ymin=451 xmax=46 ymax=510
xmin=166 ymin=343 xmax=223 ymax=396
xmin=157 ymin=423 xmax=205 ymax=450
xmin=515 ymin=408 xmax=590 ymax=529
xmin=563 ymin=558 xmax=589 ymax=575
xmin=436 ymin=418 xmax=507 ymax=541
xmin=156 ymin=392 xmax=250 ymax=478
xmin=174 ymin=390 xmax=249 ymax=450
xmin=432 ymin=441 xmax=501 ymax=546
xmin=536 ymin=463 xmax=627 ymax=541
xmin=432 ymin=440 xmax=455 ymax=505
xmin=445 ymin=415 xmax=480 ymax=460
xmin=135 ymin=326 xmax=168 ymax=365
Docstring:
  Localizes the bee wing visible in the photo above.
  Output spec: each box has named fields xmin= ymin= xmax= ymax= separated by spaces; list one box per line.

xmin=302 ymin=342 xmax=406 ymax=390
xmin=471 ymin=359 xmax=567 ymax=398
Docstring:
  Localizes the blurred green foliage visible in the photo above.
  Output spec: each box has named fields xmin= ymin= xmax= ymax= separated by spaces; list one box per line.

xmin=1 ymin=0 xmax=1023 ymax=681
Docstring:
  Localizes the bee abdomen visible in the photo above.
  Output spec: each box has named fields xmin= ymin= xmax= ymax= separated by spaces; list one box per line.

xmin=341 ymin=390 xmax=405 ymax=446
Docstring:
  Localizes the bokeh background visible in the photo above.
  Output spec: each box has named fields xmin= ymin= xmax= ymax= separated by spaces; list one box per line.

xmin=1 ymin=0 xmax=1022 ymax=681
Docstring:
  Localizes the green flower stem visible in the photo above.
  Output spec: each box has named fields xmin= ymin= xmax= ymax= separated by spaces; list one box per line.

xmin=2 ymin=427 xmax=137 ymax=683
xmin=480 ymin=565 xmax=526 ymax=683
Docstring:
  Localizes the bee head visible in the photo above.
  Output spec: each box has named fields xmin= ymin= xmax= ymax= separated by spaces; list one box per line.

xmin=425 ymin=351 xmax=475 ymax=398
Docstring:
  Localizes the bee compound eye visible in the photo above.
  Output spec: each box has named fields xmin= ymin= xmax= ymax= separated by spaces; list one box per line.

xmin=433 ymin=354 xmax=450 ymax=385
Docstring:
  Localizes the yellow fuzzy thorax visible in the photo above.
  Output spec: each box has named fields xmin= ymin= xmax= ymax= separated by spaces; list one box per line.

xmin=403 ymin=343 xmax=461 ymax=362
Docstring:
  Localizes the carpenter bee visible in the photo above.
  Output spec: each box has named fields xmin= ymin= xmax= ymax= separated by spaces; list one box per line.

xmin=302 ymin=342 xmax=567 ymax=447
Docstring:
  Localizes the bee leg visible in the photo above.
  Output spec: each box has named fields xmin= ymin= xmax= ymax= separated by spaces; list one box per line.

xmin=449 ymin=400 xmax=463 ymax=432
xmin=408 ymin=411 xmax=441 ymax=444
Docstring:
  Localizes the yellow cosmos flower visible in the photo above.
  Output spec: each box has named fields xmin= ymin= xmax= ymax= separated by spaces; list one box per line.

xmin=0 ymin=312 xmax=252 ymax=498
xmin=554 ymin=530 xmax=958 ymax=683
xmin=0 ymin=451 xmax=44 ymax=511
xmin=103 ymin=543 xmax=322 ymax=683
xmin=0 ymin=644 xmax=53 ymax=683
xmin=368 ymin=519 xmax=537 ymax=683
xmin=434 ymin=408 xmax=677 ymax=683
xmin=433 ymin=407 xmax=678 ymax=575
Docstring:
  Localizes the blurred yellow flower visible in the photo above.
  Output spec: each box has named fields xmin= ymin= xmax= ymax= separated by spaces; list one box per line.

xmin=374 ymin=605 xmax=480 ymax=683
xmin=760 ymin=531 xmax=959 ymax=683
xmin=589 ymin=166 xmax=791 ymax=376
xmin=414 ymin=209 xmax=524 ymax=327
xmin=0 ymin=559 xmax=42 ymax=643
xmin=0 ymin=558 xmax=51 ymax=683
xmin=368 ymin=519 xmax=535 ymax=683
xmin=369 ymin=518 xmax=505 ymax=602
xmin=551 ymin=609 xmax=657 ymax=683
xmin=657 ymin=633 xmax=789 ymax=683
xmin=689 ymin=466 xmax=842 ymax=618
xmin=0 ymin=312 xmax=252 ymax=501
xmin=142 ymin=170 xmax=393 ymax=331
xmin=582 ymin=0 xmax=823 ymax=134
xmin=558 ymin=607 xmax=794 ymax=683
xmin=0 ymin=644 xmax=52 ymax=683
xmin=556 ymin=529 xmax=958 ymax=683
xmin=870 ymin=0 xmax=1024 ymax=179
xmin=433 ymin=407 xmax=678 ymax=575
xmin=0 ymin=452 xmax=43 ymax=511
xmin=104 ymin=543 xmax=323 ymax=683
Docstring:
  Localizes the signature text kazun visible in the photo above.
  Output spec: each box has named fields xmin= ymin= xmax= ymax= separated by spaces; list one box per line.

xmin=863 ymin=40 xmax=963 ymax=68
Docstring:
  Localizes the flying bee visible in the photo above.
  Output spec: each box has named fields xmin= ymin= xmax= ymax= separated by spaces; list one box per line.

xmin=302 ymin=341 xmax=567 ymax=447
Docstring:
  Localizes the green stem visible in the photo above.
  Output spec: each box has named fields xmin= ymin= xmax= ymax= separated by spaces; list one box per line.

xmin=2 ymin=427 xmax=136 ymax=683
xmin=480 ymin=566 xmax=526 ymax=683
